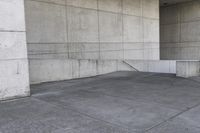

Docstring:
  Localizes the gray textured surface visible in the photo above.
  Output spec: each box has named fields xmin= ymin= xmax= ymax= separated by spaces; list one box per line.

xmin=1 ymin=71 xmax=200 ymax=133
xmin=0 ymin=0 xmax=30 ymax=100
xmin=160 ymin=0 xmax=192 ymax=6
xmin=25 ymin=0 xmax=159 ymax=61
xmin=160 ymin=0 xmax=200 ymax=60
xmin=24 ymin=0 xmax=160 ymax=85
xmin=176 ymin=61 xmax=200 ymax=77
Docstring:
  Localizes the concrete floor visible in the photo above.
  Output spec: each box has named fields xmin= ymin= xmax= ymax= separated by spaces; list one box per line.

xmin=1 ymin=72 xmax=200 ymax=133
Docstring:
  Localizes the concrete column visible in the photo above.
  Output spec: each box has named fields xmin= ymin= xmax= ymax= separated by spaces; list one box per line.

xmin=0 ymin=0 xmax=30 ymax=100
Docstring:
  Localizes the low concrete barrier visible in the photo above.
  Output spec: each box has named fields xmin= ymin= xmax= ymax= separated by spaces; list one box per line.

xmin=176 ymin=61 xmax=200 ymax=78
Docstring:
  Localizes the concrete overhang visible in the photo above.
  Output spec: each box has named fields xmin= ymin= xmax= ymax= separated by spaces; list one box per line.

xmin=160 ymin=0 xmax=193 ymax=6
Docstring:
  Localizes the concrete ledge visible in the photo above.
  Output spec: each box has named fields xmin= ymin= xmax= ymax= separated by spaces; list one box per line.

xmin=176 ymin=61 xmax=200 ymax=78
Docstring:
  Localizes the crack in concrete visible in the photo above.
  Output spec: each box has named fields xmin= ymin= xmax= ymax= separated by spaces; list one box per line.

xmin=32 ymin=97 xmax=133 ymax=133
xmin=144 ymin=102 xmax=200 ymax=133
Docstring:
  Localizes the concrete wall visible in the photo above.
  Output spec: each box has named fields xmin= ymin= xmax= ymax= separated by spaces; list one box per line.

xmin=125 ymin=60 xmax=176 ymax=74
xmin=30 ymin=59 xmax=134 ymax=84
xmin=25 ymin=0 xmax=160 ymax=84
xmin=25 ymin=0 xmax=159 ymax=61
xmin=30 ymin=59 xmax=177 ymax=84
xmin=0 ymin=0 xmax=30 ymax=100
xmin=160 ymin=0 xmax=200 ymax=60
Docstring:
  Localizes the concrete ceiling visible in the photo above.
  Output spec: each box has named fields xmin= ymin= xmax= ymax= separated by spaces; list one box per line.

xmin=160 ymin=0 xmax=193 ymax=6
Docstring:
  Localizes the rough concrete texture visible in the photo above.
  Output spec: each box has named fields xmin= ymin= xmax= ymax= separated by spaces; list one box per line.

xmin=1 ymin=72 xmax=200 ymax=133
xmin=125 ymin=60 xmax=176 ymax=74
xmin=25 ymin=0 xmax=159 ymax=61
xmin=176 ymin=61 xmax=200 ymax=77
xmin=160 ymin=0 xmax=200 ymax=60
xmin=0 ymin=0 xmax=26 ymax=31
xmin=160 ymin=0 xmax=193 ymax=6
xmin=29 ymin=59 xmax=178 ymax=84
xmin=29 ymin=59 xmax=133 ymax=84
xmin=0 ymin=0 xmax=30 ymax=100
xmin=24 ymin=0 xmax=160 ymax=84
